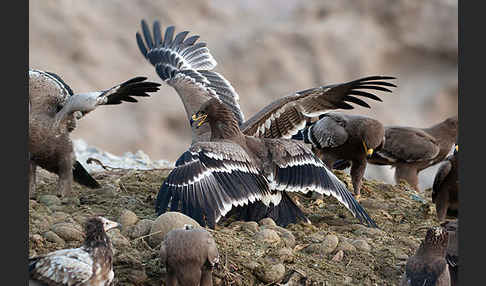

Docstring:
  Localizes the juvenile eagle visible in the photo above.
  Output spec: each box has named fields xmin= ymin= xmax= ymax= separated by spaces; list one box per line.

xmin=29 ymin=216 xmax=120 ymax=286
xmin=156 ymin=98 xmax=377 ymax=228
xmin=29 ymin=69 xmax=161 ymax=197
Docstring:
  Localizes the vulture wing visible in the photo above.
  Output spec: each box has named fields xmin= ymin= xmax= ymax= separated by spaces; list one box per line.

xmin=29 ymin=248 xmax=94 ymax=285
xmin=155 ymin=141 xmax=270 ymax=228
xmin=137 ymin=20 xmax=244 ymax=142
xmin=241 ymin=76 xmax=395 ymax=139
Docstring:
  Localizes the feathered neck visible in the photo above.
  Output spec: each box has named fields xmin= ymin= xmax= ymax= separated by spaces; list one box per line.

xmin=207 ymin=101 xmax=242 ymax=140
xmin=416 ymin=228 xmax=448 ymax=257
xmin=83 ymin=219 xmax=111 ymax=250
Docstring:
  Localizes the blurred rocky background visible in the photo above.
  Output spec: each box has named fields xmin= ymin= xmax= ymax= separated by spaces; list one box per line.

xmin=29 ymin=0 xmax=457 ymax=190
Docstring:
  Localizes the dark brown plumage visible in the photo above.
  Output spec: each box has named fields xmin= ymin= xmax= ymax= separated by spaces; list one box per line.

xmin=295 ymin=112 xmax=385 ymax=198
xmin=400 ymin=226 xmax=451 ymax=286
xmin=156 ymin=98 xmax=377 ymax=228
xmin=29 ymin=69 xmax=161 ymax=197
xmin=432 ymin=145 xmax=458 ymax=221
xmin=136 ymin=20 xmax=396 ymax=143
xmin=368 ymin=116 xmax=458 ymax=191
xmin=442 ymin=220 xmax=458 ymax=286
xmin=160 ymin=225 xmax=219 ymax=286
xmin=29 ymin=216 xmax=120 ymax=286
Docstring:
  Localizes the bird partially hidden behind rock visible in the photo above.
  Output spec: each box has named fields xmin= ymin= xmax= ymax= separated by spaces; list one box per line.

xmin=364 ymin=116 xmax=458 ymax=192
xmin=400 ymin=226 xmax=451 ymax=286
xmin=293 ymin=112 xmax=385 ymax=198
xmin=432 ymin=145 xmax=458 ymax=222
xmin=156 ymin=98 xmax=377 ymax=229
xmin=160 ymin=224 xmax=219 ymax=286
xmin=442 ymin=220 xmax=459 ymax=286
xmin=29 ymin=69 xmax=161 ymax=197
xmin=29 ymin=216 xmax=120 ymax=286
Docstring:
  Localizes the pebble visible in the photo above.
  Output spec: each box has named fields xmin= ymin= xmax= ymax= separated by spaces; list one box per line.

xmin=277 ymin=247 xmax=294 ymax=263
xmin=331 ymin=250 xmax=344 ymax=262
xmin=52 ymin=222 xmax=85 ymax=242
xmin=303 ymin=234 xmax=338 ymax=255
xmin=351 ymin=239 xmax=371 ymax=252
xmin=51 ymin=212 xmax=71 ymax=223
xmin=255 ymin=228 xmax=280 ymax=244
xmin=149 ymin=212 xmax=201 ymax=247
xmin=280 ymin=231 xmax=296 ymax=248
xmin=38 ymin=195 xmax=61 ymax=206
xmin=119 ymin=209 xmax=139 ymax=230
xmin=255 ymin=262 xmax=286 ymax=283
xmin=107 ymin=229 xmax=131 ymax=248
xmin=126 ymin=219 xmax=153 ymax=239
xmin=336 ymin=240 xmax=357 ymax=253
xmin=258 ymin=218 xmax=277 ymax=227
xmin=352 ymin=225 xmax=386 ymax=237
xmin=241 ymin=221 xmax=259 ymax=233
xmin=43 ymin=230 xmax=65 ymax=245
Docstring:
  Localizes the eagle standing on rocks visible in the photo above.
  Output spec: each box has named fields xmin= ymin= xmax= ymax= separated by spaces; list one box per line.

xmin=366 ymin=116 xmax=458 ymax=192
xmin=400 ymin=226 xmax=451 ymax=286
xmin=432 ymin=145 xmax=458 ymax=222
xmin=29 ymin=216 xmax=120 ymax=286
xmin=160 ymin=224 xmax=219 ymax=286
xmin=293 ymin=112 xmax=385 ymax=198
xmin=156 ymin=98 xmax=377 ymax=228
xmin=29 ymin=69 xmax=161 ymax=197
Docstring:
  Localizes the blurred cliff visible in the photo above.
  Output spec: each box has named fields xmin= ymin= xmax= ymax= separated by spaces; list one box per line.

xmin=29 ymin=0 xmax=457 ymax=189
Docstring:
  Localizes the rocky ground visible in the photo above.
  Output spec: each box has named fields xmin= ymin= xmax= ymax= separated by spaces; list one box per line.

xmin=29 ymin=162 xmax=441 ymax=285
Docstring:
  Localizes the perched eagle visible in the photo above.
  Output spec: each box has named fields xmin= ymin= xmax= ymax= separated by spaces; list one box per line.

xmin=293 ymin=112 xmax=385 ymax=198
xmin=29 ymin=216 xmax=120 ymax=286
xmin=432 ymin=145 xmax=458 ymax=222
xmin=400 ymin=227 xmax=451 ymax=286
xmin=366 ymin=116 xmax=458 ymax=192
xmin=135 ymin=20 xmax=396 ymax=143
xmin=156 ymin=98 xmax=377 ymax=228
xmin=29 ymin=69 xmax=161 ymax=197
xmin=160 ymin=224 xmax=219 ymax=286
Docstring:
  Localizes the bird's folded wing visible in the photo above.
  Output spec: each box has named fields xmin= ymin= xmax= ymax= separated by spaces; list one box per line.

xmin=263 ymin=139 xmax=377 ymax=227
xmin=307 ymin=113 xmax=349 ymax=148
xmin=432 ymin=160 xmax=452 ymax=201
xmin=241 ymin=76 xmax=396 ymax=139
xmin=137 ymin=20 xmax=244 ymax=133
xmin=155 ymin=141 xmax=270 ymax=228
xmin=29 ymin=248 xmax=93 ymax=285
xmin=374 ymin=127 xmax=440 ymax=164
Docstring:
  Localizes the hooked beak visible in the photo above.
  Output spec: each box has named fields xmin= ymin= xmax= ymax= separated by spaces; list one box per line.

xmin=191 ymin=113 xmax=207 ymax=129
xmin=362 ymin=140 xmax=374 ymax=158
xmin=455 ymin=144 xmax=458 ymax=152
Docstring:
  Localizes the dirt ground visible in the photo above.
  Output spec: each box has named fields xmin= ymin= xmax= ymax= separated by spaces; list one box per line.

xmin=28 ymin=166 xmax=441 ymax=286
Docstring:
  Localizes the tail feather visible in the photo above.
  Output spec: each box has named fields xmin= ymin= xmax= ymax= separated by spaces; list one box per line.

xmin=72 ymin=161 xmax=101 ymax=189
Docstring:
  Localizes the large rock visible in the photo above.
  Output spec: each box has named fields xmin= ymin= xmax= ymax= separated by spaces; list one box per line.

xmin=148 ymin=212 xmax=201 ymax=247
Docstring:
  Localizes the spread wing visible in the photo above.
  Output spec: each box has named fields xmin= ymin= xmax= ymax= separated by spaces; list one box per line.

xmin=369 ymin=126 xmax=440 ymax=165
xmin=155 ymin=141 xmax=270 ymax=228
xmin=98 ymin=76 xmax=161 ymax=105
xmin=241 ymin=76 xmax=396 ymax=139
xmin=262 ymin=138 xmax=377 ymax=227
xmin=29 ymin=247 xmax=93 ymax=285
xmin=137 ymin=20 xmax=244 ymax=142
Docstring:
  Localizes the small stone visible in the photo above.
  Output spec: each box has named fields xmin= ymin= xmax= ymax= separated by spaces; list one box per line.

xmin=107 ymin=229 xmax=130 ymax=248
xmin=43 ymin=231 xmax=65 ymax=245
xmin=351 ymin=239 xmax=371 ymax=252
xmin=255 ymin=229 xmax=280 ymax=244
xmin=336 ymin=240 xmax=357 ymax=253
xmin=38 ymin=195 xmax=61 ymax=206
xmin=244 ymin=260 xmax=260 ymax=271
xmin=241 ymin=221 xmax=259 ymax=233
xmin=126 ymin=219 xmax=153 ymax=239
xmin=280 ymin=231 xmax=296 ymax=248
xmin=52 ymin=223 xmax=85 ymax=242
xmin=149 ymin=212 xmax=201 ymax=248
xmin=61 ymin=197 xmax=80 ymax=206
xmin=51 ymin=212 xmax=71 ymax=223
xmin=255 ymin=263 xmax=286 ymax=283
xmin=258 ymin=218 xmax=277 ymax=227
xmin=277 ymin=247 xmax=294 ymax=263
xmin=119 ymin=209 xmax=139 ymax=230
xmin=319 ymin=234 xmax=339 ymax=254
xmin=331 ymin=250 xmax=344 ymax=262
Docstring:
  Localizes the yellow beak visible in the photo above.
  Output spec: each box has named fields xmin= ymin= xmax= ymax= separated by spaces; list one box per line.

xmin=363 ymin=140 xmax=373 ymax=157
xmin=455 ymin=145 xmax=458 ymax=152
xmin=191 ymin=113 xmax=207 ymax=128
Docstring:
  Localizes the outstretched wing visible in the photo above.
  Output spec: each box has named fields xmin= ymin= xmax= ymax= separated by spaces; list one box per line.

xmin=99 ymin=76 xmax=161 ymax=105
xmin=155 ymin=141 xmax=270 ymax=228
xmin=29 ymin=248 xmax=93 ymax=285
xmin=241 ymin=76 xmax=396 ymax=139
xmin=137 ymin=20 xmax=244 ymax=142
xmin=262 ymin=138 xmax=377 ymax=227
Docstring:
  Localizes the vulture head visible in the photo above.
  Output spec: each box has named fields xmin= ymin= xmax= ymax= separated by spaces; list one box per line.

xmin=84 ymin=216 xmax=120 ymax=247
